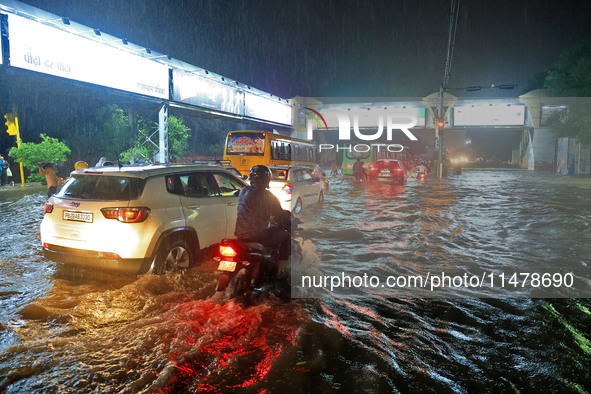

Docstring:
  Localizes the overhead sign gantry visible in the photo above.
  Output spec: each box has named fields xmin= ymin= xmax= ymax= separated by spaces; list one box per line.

xmin=0 ymin=0 xmax=294 ymax=162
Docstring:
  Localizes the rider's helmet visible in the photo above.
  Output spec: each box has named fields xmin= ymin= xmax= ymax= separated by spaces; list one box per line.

xmin=249 ymin=165 xmax=271 ymax=188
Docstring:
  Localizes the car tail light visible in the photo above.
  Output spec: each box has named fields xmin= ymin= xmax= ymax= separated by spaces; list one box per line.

xmin=220 ymin=245 xmax=237 ymax=258
xmin=101 ymin=207 xmax=150 ymax=223
xmin=281 ymin=184 xmax=292 ymax=195
xmin=43 ymin=202 xmax=54 ymax=214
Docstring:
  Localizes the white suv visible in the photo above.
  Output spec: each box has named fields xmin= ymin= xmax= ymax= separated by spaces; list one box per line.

xmin=40 ymin=164 xmax=247 ymax=275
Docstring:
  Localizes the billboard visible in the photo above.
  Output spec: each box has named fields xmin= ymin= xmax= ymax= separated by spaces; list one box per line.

xmin=172 ymin=69 xmax=243 ymax=115
xmin=244 ymin=92 xmax=292 ymax=126
xmin=7 ymin=13 xmax=169 ymax=99
xmin=454 ymin=103 xmax=525 ymax=126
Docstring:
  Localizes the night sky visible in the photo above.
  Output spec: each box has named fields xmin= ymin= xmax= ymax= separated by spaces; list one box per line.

xmin=14 ymin=0 xmax=591 ymax=99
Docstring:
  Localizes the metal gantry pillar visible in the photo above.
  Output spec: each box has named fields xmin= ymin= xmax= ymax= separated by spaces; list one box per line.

xmin=157 ymin=103 xmax=168 ymax=163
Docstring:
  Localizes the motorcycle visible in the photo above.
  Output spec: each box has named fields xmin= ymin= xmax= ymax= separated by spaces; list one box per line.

xmin=213 ymin=212 xmax=298 ymax=302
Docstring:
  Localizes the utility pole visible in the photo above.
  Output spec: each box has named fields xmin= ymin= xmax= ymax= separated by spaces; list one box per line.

xmin=438 ymin=84 xmax=444 ymax=178
xmin=423 ymin=88 xmax=452 ymax=179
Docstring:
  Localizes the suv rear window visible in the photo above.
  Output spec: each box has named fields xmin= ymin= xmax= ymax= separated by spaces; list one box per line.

xmin=377 ymin=161 xmax=402 ymax=170
xmin=56 ymin=175 xmax=146 ymax=200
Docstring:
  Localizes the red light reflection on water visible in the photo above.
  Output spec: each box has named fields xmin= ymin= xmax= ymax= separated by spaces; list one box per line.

xmin=157 ymin=299 xmax=301 ymax=393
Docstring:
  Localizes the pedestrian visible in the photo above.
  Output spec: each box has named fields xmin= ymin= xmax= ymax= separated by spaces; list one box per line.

xmin=39 ymin=162 xmax=58 ymax=198
xmin=0 ymin=155 xmax=8 ymax=186
xmin=331 ymin=160 xmax=339 ymax=176
xmin=352 ymin=158 xmax=366 ymax=182
xmin=6 ymin=164 xmax=13 ymax=186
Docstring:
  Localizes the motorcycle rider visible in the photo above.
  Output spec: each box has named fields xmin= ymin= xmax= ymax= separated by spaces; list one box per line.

xmin=416 ymin=162 xmax=428 ymax=177
xmin=234 ymin=165 xmax=291 ymax=275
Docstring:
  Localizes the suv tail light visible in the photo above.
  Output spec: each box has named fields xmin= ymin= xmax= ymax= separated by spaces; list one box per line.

xmin=281 ymin=184 xmax=292 ymax=195
xmin=101 ymin=207 xmax=150 ymax=223
xmin=43 ymin=202 xmax=54 ymax=214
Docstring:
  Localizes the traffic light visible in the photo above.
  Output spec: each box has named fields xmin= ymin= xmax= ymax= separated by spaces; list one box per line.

xmin=4 ymin=113 xmax=19 ymax=136
xmin=435 ymin=117 xmax=445 ymax=135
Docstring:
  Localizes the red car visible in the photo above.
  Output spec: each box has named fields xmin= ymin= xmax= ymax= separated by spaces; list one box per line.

xmin=367 ymin=159 xmax=407 ymax=184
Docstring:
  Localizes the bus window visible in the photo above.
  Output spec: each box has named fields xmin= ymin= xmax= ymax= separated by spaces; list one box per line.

xmin=271 ymin=140 xmax=280 ymax=160
xmin=271 ymin=140 xmax=292 ymax=161
xmin=309 ymin=146 xmax=316 ymax=162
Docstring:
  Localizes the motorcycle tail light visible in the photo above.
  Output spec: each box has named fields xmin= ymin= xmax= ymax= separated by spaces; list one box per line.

xmin=220 ymin=245 xmax=237 ymax=258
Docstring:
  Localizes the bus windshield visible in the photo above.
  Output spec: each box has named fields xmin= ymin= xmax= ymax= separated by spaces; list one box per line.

xmin=345 ymin=149 xmax=371 ymax=160
xmin=225 ymin=132 xmax=265 ymax=156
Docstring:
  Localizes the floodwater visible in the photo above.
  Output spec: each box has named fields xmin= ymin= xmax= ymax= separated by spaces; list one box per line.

xmin=1 ymin=170 xmax=591 ymax=392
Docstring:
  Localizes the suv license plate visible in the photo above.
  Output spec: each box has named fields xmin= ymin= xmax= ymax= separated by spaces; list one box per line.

xmin=217 ymin=260 xmax=237 ymax=272
xmin=63 ymin=211 xmax=93 ymax=223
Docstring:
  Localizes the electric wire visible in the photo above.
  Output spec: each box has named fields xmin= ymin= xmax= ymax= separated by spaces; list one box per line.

xmin=443 ymin=0 xmax=461 ymax=87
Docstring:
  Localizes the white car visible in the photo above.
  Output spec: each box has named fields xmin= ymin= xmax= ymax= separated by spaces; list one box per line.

xmin=268 ymin=165 xmax=324 ymax=213
xmin=40 ymin=164 xmax=247 ymax=275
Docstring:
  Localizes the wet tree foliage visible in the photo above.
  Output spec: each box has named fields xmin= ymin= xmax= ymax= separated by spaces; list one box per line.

xmin=543 ymin=38 xmax=591 ymax=145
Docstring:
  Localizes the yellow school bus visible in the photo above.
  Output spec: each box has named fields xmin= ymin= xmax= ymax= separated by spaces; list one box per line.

xmin=223 ymin=130 xmax=316 ymax=175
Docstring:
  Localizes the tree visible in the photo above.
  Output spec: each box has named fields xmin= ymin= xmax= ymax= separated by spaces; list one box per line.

xmin=8 ymin=133 xmax=71 ymax=169
xmin=545 ymin=38 xmax=591 ymax=97
xmin=167 ymin=115 xmax=190 ymax=161
xmin=94 ymin=104 xmax=133 ymax=158
xmin=8 ymin=133 xmax=71 ymax=180
xmin=544 ymin=38 xmax=591 ymax=145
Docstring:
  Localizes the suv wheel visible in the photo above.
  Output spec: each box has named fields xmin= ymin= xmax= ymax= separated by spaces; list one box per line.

xmin=153 ymin=238 xmax=192 ymax=274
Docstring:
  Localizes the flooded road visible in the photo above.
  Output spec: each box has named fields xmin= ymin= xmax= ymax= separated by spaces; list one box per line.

xmin=1 ymin=170 xmax=591 ymax=392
